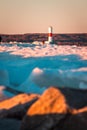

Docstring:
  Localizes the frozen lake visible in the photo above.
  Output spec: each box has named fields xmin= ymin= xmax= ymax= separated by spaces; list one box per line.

xmin=0 ymin=42 xmax=87 ymax=98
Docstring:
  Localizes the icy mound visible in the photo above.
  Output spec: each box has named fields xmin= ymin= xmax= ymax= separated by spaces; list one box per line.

xmin=30 ymin=67 xmax=87 ymax=89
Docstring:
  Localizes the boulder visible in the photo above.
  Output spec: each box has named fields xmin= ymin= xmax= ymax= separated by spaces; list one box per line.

xmin=0 ymin=93 xmax=39 ymax=110
xmin=77 ymin=107 xmax=87 ymax=113
xmin=58 ymin=87 xmax=87 ymax=109
xmin=0 ymin=93 xmax=39 ymax=119
xmin=0 ymin=118 xmax=21 ymax=130
xmin=53 ymin=112 xmax=87 ymax=130
xmin=20 ymin=87 xmax=70 ymax=130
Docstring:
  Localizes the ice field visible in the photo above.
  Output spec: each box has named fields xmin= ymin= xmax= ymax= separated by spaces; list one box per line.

xmin=0 ymin=42 xmax=87 ymax=97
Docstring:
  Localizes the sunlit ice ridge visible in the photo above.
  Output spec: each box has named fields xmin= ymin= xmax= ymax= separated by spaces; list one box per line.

xmin=0 ymin=42 xmax=87 ymax=97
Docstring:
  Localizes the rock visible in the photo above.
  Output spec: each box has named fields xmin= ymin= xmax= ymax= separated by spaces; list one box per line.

xmin=71 ymin=106 xmax=87 ymax=114
xmin=77 ymin=107 xmax=87 ymax=113
xmin=0 ymin=93 xmax=39 ymax=119
xmin=0 ymin=93 xmax=39 ymax=110
xmin=0 ymin=118 xmax=21 ymax=130
xmin=1 ymin=86 xmax=86 ymax=130
xmin=0 ymin=98 xmax=38 ymax=120
xmin=53 ymin=112 xmax=87 ymax=130
xmin=20 ymin=87 xmax=70 ymax=130
xmin=58 ymin=87 xmax=87 ymax=109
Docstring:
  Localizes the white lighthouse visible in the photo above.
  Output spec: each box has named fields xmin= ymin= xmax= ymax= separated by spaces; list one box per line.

xmin=48 ymin=26 xmax=53 ymax=43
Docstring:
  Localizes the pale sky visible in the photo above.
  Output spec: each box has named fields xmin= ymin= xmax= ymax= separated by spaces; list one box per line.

xmin=0 ymin=0 xmax=87 ymax=34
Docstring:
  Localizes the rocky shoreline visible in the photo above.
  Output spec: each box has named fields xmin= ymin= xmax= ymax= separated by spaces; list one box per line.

xmin=0 ymin=86 xmax=87 ymax=130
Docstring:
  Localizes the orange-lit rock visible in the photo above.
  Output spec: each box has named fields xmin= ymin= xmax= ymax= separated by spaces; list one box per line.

xmin=20 ymin=87 xmax=70 ymax=130
xmin=28 ymin=87 xmax=69 ymax=115
xmin=0 ymin=86 xmax=87 ymax=130
xmin=0 ymin=93 xmax=40 ymax=110
xmin=0 ymin=93 xmax=39 ymax=119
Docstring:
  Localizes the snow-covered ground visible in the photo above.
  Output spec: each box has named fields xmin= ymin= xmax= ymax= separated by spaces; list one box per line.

xmin=0 ymin=42 xmax=87 ymax=97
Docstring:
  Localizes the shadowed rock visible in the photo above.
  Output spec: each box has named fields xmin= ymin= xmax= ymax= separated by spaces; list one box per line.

xmin=0 ymin=98 xmax=38 ymax=120
xmin=58 ymin=87 xmax=87 ymax=109
xmin=0 ymin=86 xmax=87 ymax=130
xmin=0 ymin=93 xmax=40 ymax=110
xmin=53 ymin=112 xmax=87 ymax=130
xmin=0 ymin=118 xmax=21 ymax=130
xmin=20 ymin=87 xmax=70 ymax=130
xmin=20 ymin=87 xmax=87 ymax=130
xmin=0 ymin=93 xmax=39 ymax=119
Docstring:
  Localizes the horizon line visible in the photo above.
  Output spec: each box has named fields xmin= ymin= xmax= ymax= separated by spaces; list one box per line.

xmin=0 ymin=32 xmax=87 ymax=35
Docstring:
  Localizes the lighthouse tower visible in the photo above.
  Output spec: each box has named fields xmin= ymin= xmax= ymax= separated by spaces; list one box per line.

xmin=48 ymin=26 xmax=53 ymax=43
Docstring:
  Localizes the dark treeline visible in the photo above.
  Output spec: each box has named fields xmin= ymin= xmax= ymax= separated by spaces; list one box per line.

xmin=0 ymin=36 xmax=2 ymax=42
xmin=0 ymin=33 xmax=87 ymax=46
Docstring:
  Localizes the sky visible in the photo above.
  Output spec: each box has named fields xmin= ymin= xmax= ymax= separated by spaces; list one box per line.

xmin=0 ymin=0 xmax=87 ymax=34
